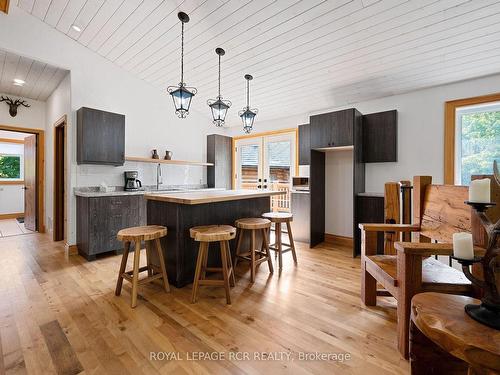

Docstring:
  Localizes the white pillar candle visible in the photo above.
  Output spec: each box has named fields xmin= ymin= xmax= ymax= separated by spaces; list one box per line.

xmin=453 ymin=232 xmax=474 ymax=260
xmin=469 ymin=178 xmax=490 ymax=203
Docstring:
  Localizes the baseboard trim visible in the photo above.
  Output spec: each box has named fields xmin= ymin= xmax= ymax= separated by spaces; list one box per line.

xmin=0 ymin=212 xmax=24 ymax=220
xmin=65 ymin=244 xmax=78 ymax=258
xmin=324 ymin=233 xmax=353 ymax=247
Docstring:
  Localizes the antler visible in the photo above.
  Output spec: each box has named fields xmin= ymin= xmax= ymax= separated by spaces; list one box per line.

xmin=14 ymin=99 xmax=30 ymax=108
xmin=0 ymin=96 xmax=13 ymax=104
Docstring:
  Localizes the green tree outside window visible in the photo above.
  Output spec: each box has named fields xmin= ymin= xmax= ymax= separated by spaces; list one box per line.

xmin=0 ymin=155 xmax=21 ymax=179
xmin=460 ymin=111 xmax=500 ymax=185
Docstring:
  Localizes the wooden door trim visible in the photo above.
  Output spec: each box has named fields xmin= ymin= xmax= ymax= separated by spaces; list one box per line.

xmin=231 ymin=127 xmax=299 ymax=189
xmin=0 ymin=138 xmax=25 ymax=144
xmin=0 ymin=0 xmax=9 ymax=14
xmin=444 ymin=92 xmax=500 ymax=184
xmin=53 ymin=115 xmax=67 ymax=241
xmin=0 ymin=124 xmax=45 ymax=233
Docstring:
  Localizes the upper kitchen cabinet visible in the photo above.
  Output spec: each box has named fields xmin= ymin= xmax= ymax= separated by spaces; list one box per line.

xmin=362 ymin=110 xmax=398 ymax=163
xmin=77 ymin=107 xmax=125 ymax=166
xmin=310 ymin=108 xmax=358 ymax=149
xmin=298 ymin=124 xmax=310 ymax=165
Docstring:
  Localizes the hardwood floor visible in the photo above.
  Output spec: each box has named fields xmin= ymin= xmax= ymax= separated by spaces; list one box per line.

xmin=0 ymin=233 xmax=409 ymax=374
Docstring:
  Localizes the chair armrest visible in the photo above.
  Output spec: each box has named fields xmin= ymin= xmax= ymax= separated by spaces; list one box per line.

xmin=394 ymin=242 xmax=486 ymax=257
xmin=358 ymin=223 xmax=420 ymax=232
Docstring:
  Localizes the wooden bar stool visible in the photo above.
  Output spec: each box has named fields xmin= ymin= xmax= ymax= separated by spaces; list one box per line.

xmin=115 ymin=225 xmax=170 ymax=308
xmin=190 ymin=225 xmax=236 ymax=305
xmin=234 ymin=218 xmax=273 ymax=283
xmin=262 ymin=212 xmax=297 ymax=270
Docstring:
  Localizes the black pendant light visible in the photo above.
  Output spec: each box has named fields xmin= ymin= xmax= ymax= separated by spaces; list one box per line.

xmin=239 ymin=74 xmax=258 ymax=133
xmin=167 ymin=12 xmax=197 ymax=118
xmin=207 ymin=48 xmax=231 ymax=127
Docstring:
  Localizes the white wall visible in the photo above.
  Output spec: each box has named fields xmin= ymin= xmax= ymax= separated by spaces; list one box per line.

xmin=225 ymin=73 xmax=500 ymax=236
xmin=0 ymin=7 xmax=223 ymax=245
xmin=325 ymin=150 xmax=353 ymax=237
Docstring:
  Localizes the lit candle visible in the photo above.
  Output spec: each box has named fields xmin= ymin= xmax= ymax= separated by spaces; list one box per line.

xmin=453 ymin=232 xmax=474 ymax=260
xmin=469 ymin=178 xmax=490 ymax=203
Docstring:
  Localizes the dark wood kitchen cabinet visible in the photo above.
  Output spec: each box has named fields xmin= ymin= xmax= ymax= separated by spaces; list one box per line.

xmin=310 ymin=109 xmax=357 ymax=149
xmin=298 ymin=124 xmax=310 ymax=165
xmin=354 ymin=194 xmax=385 ymax=256
xmin=77 ymin=107 xmax=125 ymax=166
xmin=362 ymin=110 xmax=398 ymax=163
xmin=77 ymin=195 xmax=146 ymax=260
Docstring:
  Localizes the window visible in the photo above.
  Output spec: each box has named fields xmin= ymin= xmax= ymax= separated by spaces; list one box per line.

xmin=454 ymin=102 xmax=500 ymax=185
xmin=0 ymin=154 xmax=22 ymax=179
xmin=445 ymin=93 xmax=500 ymax=185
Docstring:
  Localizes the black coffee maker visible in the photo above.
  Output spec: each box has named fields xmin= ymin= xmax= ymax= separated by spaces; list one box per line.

xmin=124 ymin=171 xmax=142 ymax=191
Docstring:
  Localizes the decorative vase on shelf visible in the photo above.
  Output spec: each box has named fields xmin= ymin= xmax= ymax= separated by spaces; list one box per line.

xmin=152 ymin=149 xmax=159 ymax=159
xmin=164 ymin=150 xmax=173 ymax=160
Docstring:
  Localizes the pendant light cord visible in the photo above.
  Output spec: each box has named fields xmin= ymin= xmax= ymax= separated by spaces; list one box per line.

xmin=218 ymin=54 xmax=221 ymax=98
xmin=180 ymin=20 xmax=184 ymax=84
xmin=246 ymin=79 xmax=250 ymax=108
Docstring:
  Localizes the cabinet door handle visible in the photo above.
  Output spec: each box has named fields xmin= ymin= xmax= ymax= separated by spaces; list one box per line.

xmin=257 ymin=185 xmax=262 ymax=189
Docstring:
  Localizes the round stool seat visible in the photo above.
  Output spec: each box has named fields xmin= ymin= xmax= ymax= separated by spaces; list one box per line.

xmin=117 ymin=225 xmax=167 ymax=242
xmin=235 ymin=218 xmax=271 ymax=230
xmin=190 ymin=225 xmax=236 ymax=242
xmin=262 ymin=212 xmax=293 ymax=223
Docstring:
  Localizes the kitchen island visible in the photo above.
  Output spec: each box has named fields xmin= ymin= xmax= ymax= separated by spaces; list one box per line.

xmin=145 ymin=189 xmax=283 ymax=287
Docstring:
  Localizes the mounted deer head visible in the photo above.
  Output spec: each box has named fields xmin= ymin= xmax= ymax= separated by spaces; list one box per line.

xmin=0 ymin=96 xmax=30 ymax=117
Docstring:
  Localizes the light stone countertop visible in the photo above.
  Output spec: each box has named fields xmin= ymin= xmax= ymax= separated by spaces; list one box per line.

xmin=74 ymin=186 xmax=224 ymax=197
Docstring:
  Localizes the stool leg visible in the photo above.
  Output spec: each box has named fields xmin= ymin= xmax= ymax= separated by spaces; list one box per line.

xmin=286 ymin=221 xmax=298 ymax=264
xmin=131 ymin=240 xmax=141 ymax=308
xmin=115 ymin=241 xmax=130 ymax=296
xmin=145 ymin=240 xmax=153 ymax=277
xmin=201 ymin=243 xmax=209 ymax=280
xmin=154 ymin=238 xmax=170 ymax=293
xmin=262 ymin=228 xmax=273 ymax=274
xmin=224 ymin=240 xmax=235 ymax=287
xmin=220 ymin=241 xmax=231 ymax=304
xmin=250 ymin=229 xmax=256 ymax=283
xmin=191 ymin=242 xmax=206 ymax=303
xmin=234 ymin=228 xmax=243 ymax=268
xmin=276 ymin=222 xmax=283 ymax=270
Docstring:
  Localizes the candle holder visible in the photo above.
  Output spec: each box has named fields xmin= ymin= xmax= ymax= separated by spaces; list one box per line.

xmin=454 ymin=201 xmax=499 ymax=330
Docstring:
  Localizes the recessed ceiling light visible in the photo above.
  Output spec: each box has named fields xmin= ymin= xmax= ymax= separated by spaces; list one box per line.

xmin=72 ymin=25 xmax=82 ymax=32
xmin=13 ymin=78 xmax=25 ymax=86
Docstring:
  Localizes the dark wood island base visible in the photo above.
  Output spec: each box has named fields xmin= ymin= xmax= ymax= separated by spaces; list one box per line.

xmin=146 ymin=190 xmax=282 ymax=288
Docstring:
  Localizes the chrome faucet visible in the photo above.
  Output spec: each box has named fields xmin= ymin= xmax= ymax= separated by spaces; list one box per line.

xmin=156 ymin=163 xmax=162 ymax=190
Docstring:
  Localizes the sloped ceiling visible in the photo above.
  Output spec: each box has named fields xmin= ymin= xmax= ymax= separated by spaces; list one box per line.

xmin=14 ymin=0 xmax=500 ymax=124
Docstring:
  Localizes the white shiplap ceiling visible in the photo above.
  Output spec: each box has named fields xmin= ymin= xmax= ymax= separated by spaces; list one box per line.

xmin=15 ymin=0 xmax=500 ymax=125
xmin=0 ymin=48 xmax=68 ymax=101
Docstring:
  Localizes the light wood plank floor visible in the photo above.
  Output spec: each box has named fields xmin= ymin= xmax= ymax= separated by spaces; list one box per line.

xmin=0 ymin=233 xmax=409 ymax=375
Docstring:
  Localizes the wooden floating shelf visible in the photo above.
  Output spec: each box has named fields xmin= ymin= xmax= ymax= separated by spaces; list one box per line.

xmin=125 ymin=156 xmax=214 ymax=167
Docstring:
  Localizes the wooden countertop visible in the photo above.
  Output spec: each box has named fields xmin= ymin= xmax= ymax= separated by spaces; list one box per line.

xmin=144 ymin=189 xmax=284 ymax=205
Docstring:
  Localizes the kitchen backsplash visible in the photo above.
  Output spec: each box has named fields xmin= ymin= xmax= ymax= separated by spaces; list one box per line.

xmin=76 ymin=161 xmax=206 ymax=188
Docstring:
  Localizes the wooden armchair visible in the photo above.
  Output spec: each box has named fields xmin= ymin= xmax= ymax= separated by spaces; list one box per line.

xmin=359 ymin=176 xmax=483 ymax=359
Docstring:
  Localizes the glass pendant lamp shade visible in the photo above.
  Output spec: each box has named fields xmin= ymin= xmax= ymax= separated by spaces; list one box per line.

xmin=168 ymin=84 xmax=196 ymax=118
xmin=240 ymin=108 xmax=257 ymax=133
xmin=208 ymin=98 xmax=231 ymax=126
xmin=207 ymin=48 xmax=231 ymax=126
xmin=239 ymin=74 xmax=258 ymax=133
xmin=167 ymin=12 xmax=197 ymax=118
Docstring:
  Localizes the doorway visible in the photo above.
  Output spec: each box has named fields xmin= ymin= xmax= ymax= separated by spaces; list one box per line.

xmin=53 ymin=116 xmax=66 ymax=241
xmin=233 ymin=129 xmax=297 ymax=212
xmin=0 ymin=125 xmax=44 ymax=235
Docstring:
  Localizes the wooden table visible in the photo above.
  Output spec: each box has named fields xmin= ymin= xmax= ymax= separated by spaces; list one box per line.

xmin=410 ymin=292 xmax=500 ymax=375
